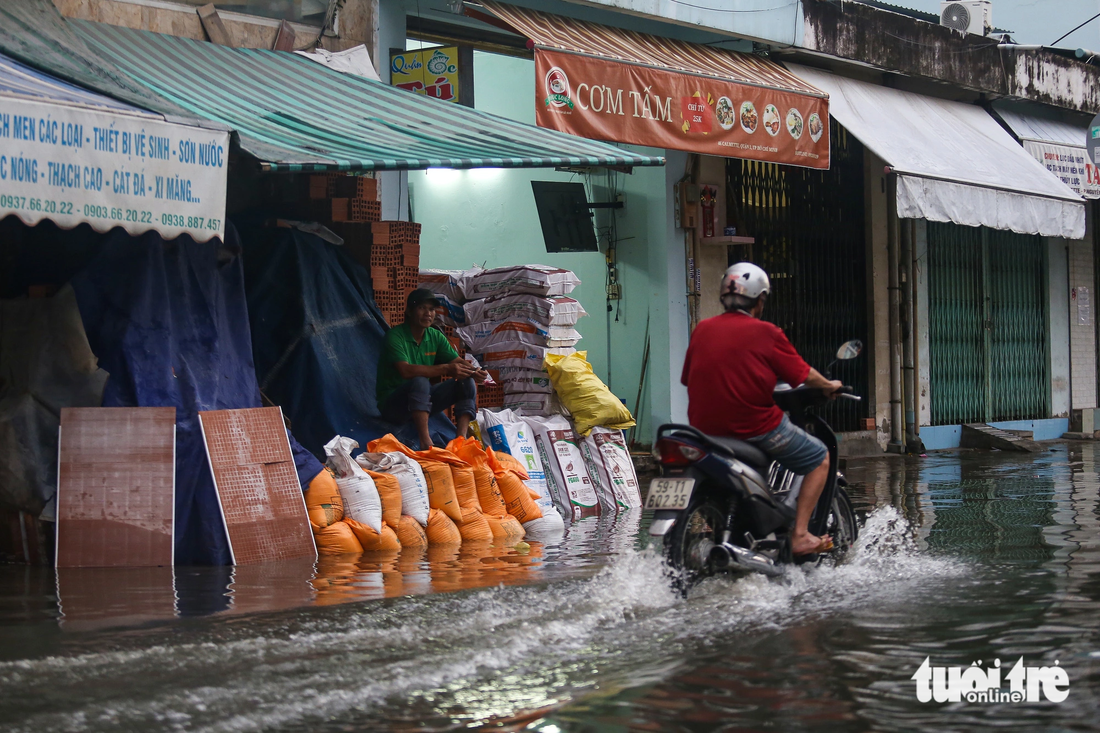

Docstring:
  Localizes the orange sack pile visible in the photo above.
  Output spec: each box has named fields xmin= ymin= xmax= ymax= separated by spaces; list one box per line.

xmin=487 ymin=448 xmax=542 ymax=524
xmin=346 ymin=518 xmax=401 ymax=551
xmin=314 ymin=520 xmax=364 ymax=555
xmin=486 ymin=513 xmax=525 ymax=541
xmin=365 ymin=469 xmax=402 ymax=530
xmin=304 ymin=468 xmax=344 ymax=530
xmin=397 ymin=514 xmax=429 ymax=547
xmin=368 ymin=435 xmax=463 ymax=523
xmin=449 ymin=437 xmax=508 ymax=517
xmin=426 ymin=507 xmax=462 ymax=544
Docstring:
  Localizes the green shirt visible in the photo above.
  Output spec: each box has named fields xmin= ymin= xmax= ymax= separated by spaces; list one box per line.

xmin=376 ymin=323 xmax=460 ymax=406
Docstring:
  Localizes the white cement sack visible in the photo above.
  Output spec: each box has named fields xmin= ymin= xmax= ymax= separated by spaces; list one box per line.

xmin=503 ymin=393 xmax=557 ymax=416
xmin=522 ymin=510 xmax=566 ymax=537
xmin=477 ymin=408 xmax=554 ymax=516
xmin=465 ymin=264 xmax=579 ymax=299
xmin=476 ymin=342 xmax=575 ymax=370
xmin=435 ymin=294 xmax=466 ymax=327
xmin=418 ymin=268 xmax=466 ymax=303
xmin=527 ymin=415 xmax=599 ymax=518
xmin=457 ymin=320 xmax=581 ymax=352
xmin=464 ymin=294 xmax=586 ymax=328
xmin=324 ymin=435 xmax=382 ymax=532
xmin=355 ymin=451 xmax=431 ymax=526
xmin=499 ymin=368 xmax=553 ymax=394
xmin=579 ymin=427 xmax=643 ymax=510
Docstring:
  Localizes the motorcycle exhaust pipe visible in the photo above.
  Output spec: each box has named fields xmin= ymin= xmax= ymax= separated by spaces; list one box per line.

xmin=709 ymin=543 xmax=785 ymax=577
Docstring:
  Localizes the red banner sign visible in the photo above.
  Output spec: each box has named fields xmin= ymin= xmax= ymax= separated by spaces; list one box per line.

xmin=535 ymin=49 xmax=830 ymax=169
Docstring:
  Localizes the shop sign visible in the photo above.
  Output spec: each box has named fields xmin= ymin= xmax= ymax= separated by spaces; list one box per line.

xmin=1023 ymin=140 xmax=1100 ymax=200
xmin=534 ymin=49 xmax=830 ymax=170
xmin=390 ymin=47 xmax=461 ymax=103
xmin=0 ymin=97 xmax=228 ymax=241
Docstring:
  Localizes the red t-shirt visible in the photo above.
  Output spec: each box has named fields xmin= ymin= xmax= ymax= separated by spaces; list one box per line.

xmin=681 ymin=312 xmax=811 ymax=439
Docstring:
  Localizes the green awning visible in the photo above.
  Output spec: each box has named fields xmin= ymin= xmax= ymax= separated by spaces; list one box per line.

xmin=70 ymin=21 xmax=664 ymax=172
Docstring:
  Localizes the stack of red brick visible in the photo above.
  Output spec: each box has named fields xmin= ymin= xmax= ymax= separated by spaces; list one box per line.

xmin=295 ymin=172 xmax=422 ymax=327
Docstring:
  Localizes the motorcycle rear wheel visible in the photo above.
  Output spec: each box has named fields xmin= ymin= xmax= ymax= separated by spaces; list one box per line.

xmin=664 ymin=493 xmax=726 ymax=593
xmin=826 ymin=488 xmax=859 ymax=556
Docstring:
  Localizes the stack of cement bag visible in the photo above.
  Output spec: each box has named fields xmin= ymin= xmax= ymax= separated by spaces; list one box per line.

xmin=479 ymin=408 xmax=642 ymax=522
xmin=459 ymin=265 xmax=585 ymax=416
xmin=417 ymin=267 xmax=477 ymax=328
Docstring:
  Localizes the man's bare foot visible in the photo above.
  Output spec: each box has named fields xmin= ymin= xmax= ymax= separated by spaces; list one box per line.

xmin=791 ymin=531 xmax=833 ymax=557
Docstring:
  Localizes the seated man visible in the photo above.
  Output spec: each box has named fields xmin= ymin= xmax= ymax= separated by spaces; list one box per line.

xmin=376 ymin=288 xmax=486 ymax=449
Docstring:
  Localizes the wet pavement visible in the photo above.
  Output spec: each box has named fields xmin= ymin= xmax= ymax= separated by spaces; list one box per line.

xmin=2 ymin=442 xmax=1100 ymax=731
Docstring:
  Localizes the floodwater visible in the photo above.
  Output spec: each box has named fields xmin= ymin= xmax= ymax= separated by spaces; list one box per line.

xmin=2 ymin=443 xmax=1100 ymax=732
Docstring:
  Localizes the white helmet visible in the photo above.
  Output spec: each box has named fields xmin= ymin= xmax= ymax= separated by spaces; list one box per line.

xmin=721 ymin=262 xmax=771 ymax=300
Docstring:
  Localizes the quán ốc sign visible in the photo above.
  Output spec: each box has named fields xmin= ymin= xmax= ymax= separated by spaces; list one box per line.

xmin=534 ymin=49 xmax=830 ymax=170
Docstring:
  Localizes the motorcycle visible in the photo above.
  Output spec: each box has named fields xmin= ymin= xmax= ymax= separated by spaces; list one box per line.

xmin=647 ymin=340 xmax=864 ymax=591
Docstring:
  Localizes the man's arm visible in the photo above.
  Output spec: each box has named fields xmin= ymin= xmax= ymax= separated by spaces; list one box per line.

xmin=803 ymin=367 xmax=843 ymax=395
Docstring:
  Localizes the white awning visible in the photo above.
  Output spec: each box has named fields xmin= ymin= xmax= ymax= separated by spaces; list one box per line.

xmin=992 ymin=103 xmax=1098 ymax=200
xmin=787 ymin=64 xmax=1086 ymax=240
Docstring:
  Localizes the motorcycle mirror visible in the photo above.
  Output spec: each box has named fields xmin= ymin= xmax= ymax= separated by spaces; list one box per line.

xmin=836 ymin=339 xmax=863 ymax=360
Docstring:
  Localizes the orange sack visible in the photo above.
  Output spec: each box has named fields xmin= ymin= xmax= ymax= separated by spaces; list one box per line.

xmin=397 ymin=514 xmax=429 ymax=547
xmin=365 ymin=469 xmax=402 ymax=530
xmin=492 ymin=450 xmax=529 ymax=479
xmin=417 ymin=460 xmax=463 ymax=523
xmin=488 ymin=449 xmax=542 ymax=524
xmin=314 ymin=520 xmax=364 ymax=555
xmin=426 ymin=507 xmax=462 ymax=544
xmin=449 ymin=438 xmax=508 ymax=517
xmin=456 ymin=504 xmax=494 ymax=542
xmin=346 ymin=519 xmax=401 ymax=551
xmin=486 ymin=513 xmax=526 ymax=541
xmin=304 ymin=468 xmax=344 ymax=530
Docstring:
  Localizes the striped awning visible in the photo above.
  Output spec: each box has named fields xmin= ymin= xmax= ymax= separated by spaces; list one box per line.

xmin=71 ymin=20 xmax=663 ymax=172
xmin=479 ymin=0 xmax=827 ymax=99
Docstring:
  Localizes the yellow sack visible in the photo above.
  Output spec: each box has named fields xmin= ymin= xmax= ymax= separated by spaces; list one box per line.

xmin=544 ymin=351 xmax=635 ymax=437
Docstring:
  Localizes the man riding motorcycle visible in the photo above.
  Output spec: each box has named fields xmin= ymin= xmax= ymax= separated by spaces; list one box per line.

xmin=680 ymin=263 xmax=842 ymax=556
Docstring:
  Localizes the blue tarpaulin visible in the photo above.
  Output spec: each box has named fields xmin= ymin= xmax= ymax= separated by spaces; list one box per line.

xmin=71 ymin=224 xmax=323 ymax=566
xmin=236 ymin=218 xmax=456 ymax=459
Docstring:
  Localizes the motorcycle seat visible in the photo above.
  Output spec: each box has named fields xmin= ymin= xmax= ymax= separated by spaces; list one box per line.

xmin=704 ymin=435 xmax=771 ymax=472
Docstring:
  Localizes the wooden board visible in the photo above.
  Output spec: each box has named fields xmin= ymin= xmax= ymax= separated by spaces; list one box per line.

xmin=56 ymin=407 xmax=176 ymax=568
xmin=199 ymin=406 xmax=316 ymax=565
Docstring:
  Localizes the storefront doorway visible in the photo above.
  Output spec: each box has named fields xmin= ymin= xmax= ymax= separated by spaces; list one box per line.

xmin=927 ymin=223 xmax=1050 ymax=425
xmin=725 ymin=123 xmax=868 ymax=432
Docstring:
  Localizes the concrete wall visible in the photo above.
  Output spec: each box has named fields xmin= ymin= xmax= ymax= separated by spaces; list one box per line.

xmin=408 ymin=51 xmax=684 ymax=443
xmin=1049 ymin=239 xmax=1072 ymax=418
xmin=1068 ymin=211 xmax=1097 ymax=410
xmin=865 ymin=151 xmax=891 ymax=448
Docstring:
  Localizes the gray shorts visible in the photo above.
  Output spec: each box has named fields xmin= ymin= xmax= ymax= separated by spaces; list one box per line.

xmin=747 ymin=414 xmax=828 ymax=475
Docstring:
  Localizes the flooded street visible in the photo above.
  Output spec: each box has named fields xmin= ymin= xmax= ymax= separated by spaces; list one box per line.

xmin=2 ymin=443 xmax=1100 ymax=732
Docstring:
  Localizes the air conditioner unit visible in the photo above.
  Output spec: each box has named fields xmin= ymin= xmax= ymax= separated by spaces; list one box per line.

xmin=940 ymin=1 xmax=992 ymax=35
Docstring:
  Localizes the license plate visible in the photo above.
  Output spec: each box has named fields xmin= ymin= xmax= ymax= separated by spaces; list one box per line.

xmin=645 ymin=478 xmax=695 ymax=510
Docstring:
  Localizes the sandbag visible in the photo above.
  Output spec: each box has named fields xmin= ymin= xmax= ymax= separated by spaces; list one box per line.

xmin=457 ymin=320 xmax=581 ymax=352
xmin=304 ymin=468 xmax=343 ymax=530
xmin=491 ymin=460 xmax=543 ymax=524
xmin=448 ymin=437 xmax=507 ymax=517
xmin=370 ymin=435 xmax=464 ymax=524
xmin=356 ymin=451 xmax=431 ymax=526
xmin=527 ymin=415 xmax=599 ymax=518
xmin=456 ymin=504 xmax=493 ymax=542
xmin=397 ymin=514 xmax=429 ymax=547
xmin=522 ymin=512 xmax=566 ymax=536
xmin=464 ymin=294 xmax=586 ymax=328
xmin=314 ymin=520 xmax=364 ymax=555
xmin=492 ymin=450 xmax=528 ymax=479
xmin=486 ymin=513 xmax=525 ymax=540
xmin=364 ymin=469 xmax=402 ymax=530
xmin=324 ymin=435 xmax=382 ymax=533
xmin=478 ymin=408 xmax=548 ymax=498
xmin=580 ymin=427 xmax=643 ymax=509
xmin=346 ymin=519 xmax=401 ymax=551
xmin=450 ymin=462 xmax=480 ymax=509
xmin=544 ymin=351 xmax=635 ymax=437
xmin=464 ymin=264 xmax=579 ymax=299
xmin=478 ymin=342 xmax=575 ymax=371
xmin=426 ymin=507 xmax=462 ymax=544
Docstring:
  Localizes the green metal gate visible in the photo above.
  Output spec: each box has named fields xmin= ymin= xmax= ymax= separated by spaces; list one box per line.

xmin=726 ymin=122 xmax=868 ymax=432
xmin=927 ymin=223 xmax=1049 ymax=425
